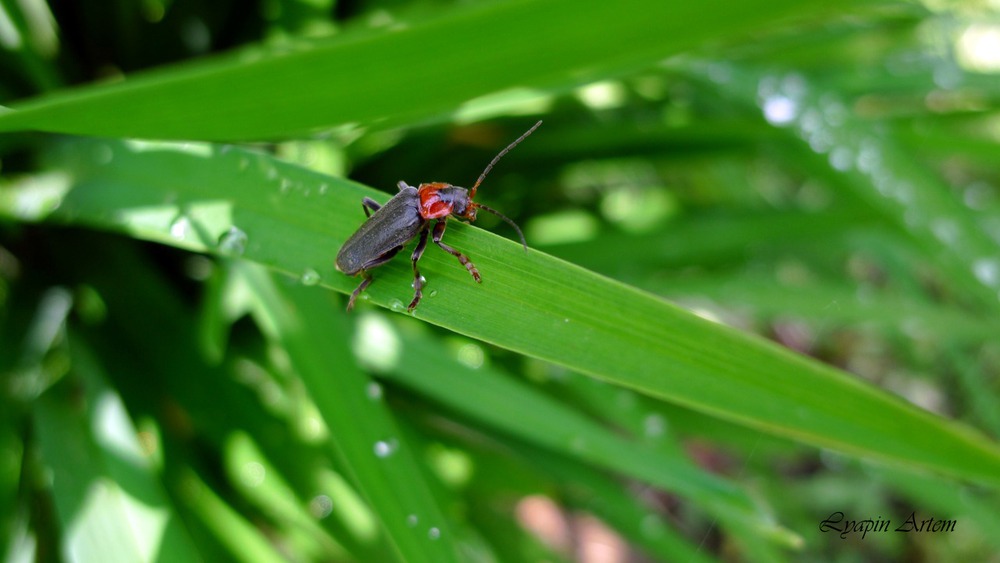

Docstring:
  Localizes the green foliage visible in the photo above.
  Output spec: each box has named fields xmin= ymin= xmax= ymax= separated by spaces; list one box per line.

xmin=3 ymin=1 xmax=1000 ymax=561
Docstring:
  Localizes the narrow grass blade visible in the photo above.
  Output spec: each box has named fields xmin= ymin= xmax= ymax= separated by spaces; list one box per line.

xmin=239 ymin=262 xmax=460 ymax=562
xmin=0 ymin=0 xmax=855 ymax=140
xmin=366 ymin=315 xmax=798 ymax=548
xmin=34 ymin=339 xmax=201 ymax=563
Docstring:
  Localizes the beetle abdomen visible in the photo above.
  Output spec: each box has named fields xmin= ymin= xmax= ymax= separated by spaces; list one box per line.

xmin=335 ymin=187 xmax=425 ymax=275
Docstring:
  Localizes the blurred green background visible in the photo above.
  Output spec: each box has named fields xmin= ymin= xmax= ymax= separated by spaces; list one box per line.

xmin=3 ymin=0 xmax=1000 ymax=561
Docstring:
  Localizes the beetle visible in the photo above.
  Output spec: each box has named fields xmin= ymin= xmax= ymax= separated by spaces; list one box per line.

xmin=336 ymin=120 xmax=542 ymax=312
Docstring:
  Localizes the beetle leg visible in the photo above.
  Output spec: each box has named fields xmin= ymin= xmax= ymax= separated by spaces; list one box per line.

xmin=407 ymin=226 xmax=430 ymax=311
xmin=361 ymin=197 xmax=381 ymax=218
xmin=346 ymin=272 xmax=373 ymax=312
xmin=432 ymin=219 xmax=481 ymax=283
xmin=345 ymin=245 xmax=403 ymax=311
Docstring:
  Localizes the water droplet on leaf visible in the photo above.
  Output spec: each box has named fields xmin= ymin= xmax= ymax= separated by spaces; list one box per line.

xmin=217 ymin=226 xmax=248 ymax=256
xmin=300 ymin=268 xmax=321 ymax=286
xmin=373 ymin=439 xmax=398 ymax=458
xmin=170 ymin=217 xmax=191 ymax=239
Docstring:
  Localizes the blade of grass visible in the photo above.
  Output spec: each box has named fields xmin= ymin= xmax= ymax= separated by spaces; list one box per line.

xmin=222 ymin=432 xmax=351 ymax=560
xmin=658 ymin=273 xmax=999 ymax=346
xmin=690 ymin=62 xmax=1000 ymax=315
xmin=358 ymin=313 xmax=795 ymax=548
xmin=0 ymin=423 xmax=19 ymax=560
xmin=62 ymin=234 xmax=392 ymax=561
xmin=34 ymin=338 xmax=201 ymax=563
xmin=173 ymin=468 xmax=287 ymax=563
xmin=0 ymin=0 xmax=857 ymax=140
xmin=4 ymin=137 xmax=1000 ymax=489
xmin=238 ymin=262 xmax=461 ymax=562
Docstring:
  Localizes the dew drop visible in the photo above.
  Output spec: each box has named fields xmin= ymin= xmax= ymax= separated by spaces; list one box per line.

xmin=644 ymin=413 xmax=666 ymax=438
xmin=406 ymin=514 xmax=419 ymax=527
xmin=374 ymin=439 xmax=398 ymax=458
xmin=798 ymin=108 xmax=823 ymax=137
xmin=428 ymin=527 xmax=441 ymax=540
xmin=616 ymin=390 xmax=637 ymax=410
xmin=855 ymin=141 xmax=882 ymax=174
xmin=309 ymin=495 xmax=333 ymax=519
xmin=217 ymin=226 xmax=248 ymax=256
xmin=762 ymin=95 xmax=798 ymax=126
xmin=973 ymin=258 xmax=1000 ymax=287
xmin=820 ymin=97 xmax=847 ymax=126
xmin=170 ymin=216 xmax=191 ymax=239
xmin=411 ymin=275 xmax=426 ymax=288
xmin=828 ymin=147 xmax=854 ymax=172
xmin=300 ymin=268 xmax=321 ymax=286
xmin=807 ymin=129 xmax=833 ymax=154
xmin=319 ymin=183 xmax=329 ymax=195
xmin=890 ymin=182 xmax=915 ymax=204
xmin=872 ymin=170 xmax=893 ymax=197
xmin=456 ymin=343 xmax=484 ymax=369
xmin=963 ymin=182 xmax=992 ymax=210
xmin=366 ymin=382 xmax=383 ymax=401
xmin=389 ymin=299 xmax=406 ymax=312
xmin=428 ymin=289 xmax=438 ymax=298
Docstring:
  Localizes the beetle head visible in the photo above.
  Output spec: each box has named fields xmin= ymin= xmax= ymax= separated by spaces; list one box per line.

xmin=416 ymin=121 xmax=541 ymax=252
xmin=415 ymin=182 xmax=526 ymax=251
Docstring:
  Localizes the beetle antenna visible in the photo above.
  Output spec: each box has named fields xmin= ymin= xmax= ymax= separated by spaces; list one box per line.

xmin=473 ymin=203 xmax=528 ymax=252
xmin=469 ymin=120 xmax=542 ymax=200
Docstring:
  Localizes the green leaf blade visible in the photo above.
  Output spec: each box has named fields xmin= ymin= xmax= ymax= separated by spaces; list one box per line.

xmin=6 ymin=137 xmax=1000 ymax=490
xmin=0 ymin=0 xmax=854 ymax=141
